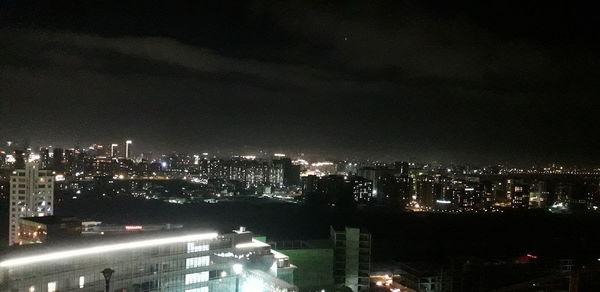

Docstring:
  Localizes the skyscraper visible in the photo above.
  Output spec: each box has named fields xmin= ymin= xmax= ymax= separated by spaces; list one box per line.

xmin=8 ymin=162 xmax=55 ymax=245
xmin=125 ymin=140 xmax=133 ymax=159
xmin=110 ymin=143 xmax=118 ymax=157
xmin=13 ymin=150 xmax=26 ymax=169
xmin=39 ymin=147 xmax=50 ymax=169
xmin=51 ymin=148 xmax=64 ymax=172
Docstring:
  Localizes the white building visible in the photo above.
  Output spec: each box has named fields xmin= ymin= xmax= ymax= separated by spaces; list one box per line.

xmin=0 ymin=228 xmax=297 ymax=292
xmin=125 ymin=140 xmax=133 ymax=159
xmin=8 ymin=163 xmax=54 ymax=245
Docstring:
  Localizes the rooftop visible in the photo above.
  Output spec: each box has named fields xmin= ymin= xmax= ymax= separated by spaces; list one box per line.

xmin=20 ymin=216 xmax=81 ymax=225
xmin=0 ymin=228 xmax=219 ymax=267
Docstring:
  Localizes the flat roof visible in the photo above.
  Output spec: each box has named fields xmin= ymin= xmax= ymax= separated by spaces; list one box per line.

xmin=0 ymin=228 xmax=219 ymax=268
xmin=20 ymin=216 xmax=81 ymax=225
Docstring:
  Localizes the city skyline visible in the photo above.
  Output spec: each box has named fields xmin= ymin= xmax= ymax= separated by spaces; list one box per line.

xmin=3 ymin=2 xmax=600 ymax=291
xmin=2 ymin=1 xmax=600 ymax=165
xmin=3 ymin=138 xmax=600 ymax=169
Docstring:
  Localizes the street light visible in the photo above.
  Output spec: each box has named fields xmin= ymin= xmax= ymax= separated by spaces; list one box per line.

xmin=101 ymin=268 xmax=115 ymax=292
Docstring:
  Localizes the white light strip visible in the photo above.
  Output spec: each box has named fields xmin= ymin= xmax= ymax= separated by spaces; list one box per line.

xmin=0 ymin=232 xmax=218 ymax=267
xmin=236 ymin=239 xmax=270 ymax=249
xmin=271 ymin=249 xmax=288 ymax=259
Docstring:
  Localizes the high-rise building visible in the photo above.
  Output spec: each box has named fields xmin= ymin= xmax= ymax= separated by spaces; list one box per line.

xmin=8 ymin=162 xmax=55 ymax=245
xmin=330 ymin=226 xmax=371 ymax=292
xmin=510 ymin=184 xmax=530 ymax=209
xmin=64 ymin=149 xmax=75 ymax=174
xmin=51 ymin=148 xmax=64 ymax=172
xmin=0 ymin=150 xmax=6 ymax=168
xmin=0 ymin=228 xmax=298 ymax=292
xmin=13 ymin=150 xmax=26 ymax=169
xmin=273 ymin=158 xmax=301 ymax=186
xmin=358 ymin=165 xmax=409 ymax=205
xmin=125 ymin=140 xmax=133 ymax=159
xmin=39 ymin=147 xmax=51 ymax=169
xmin=345 ymin=176 xmax=374 ymax=204
xmin=110 ymin=143 xmax=118 ymax=157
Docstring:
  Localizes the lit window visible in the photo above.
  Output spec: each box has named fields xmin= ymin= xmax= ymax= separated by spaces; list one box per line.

xmin=186 ymin=256 xmax=210 ymax=268
xmin=187 ymin=242 xmax=209 ymax=253
xmin=79 ymin=276 xmax=85 ymax=288
xmin=185 ymin=272 xmax=209 ymax=284
xmin=48 ymin=282 xmax=57 ymax=292
xmin=28 ymin=286 xmax=35 ymax=292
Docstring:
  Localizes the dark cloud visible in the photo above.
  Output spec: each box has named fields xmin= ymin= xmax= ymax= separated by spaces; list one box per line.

xmin=0 ymin=1 xmax=599 ymax=165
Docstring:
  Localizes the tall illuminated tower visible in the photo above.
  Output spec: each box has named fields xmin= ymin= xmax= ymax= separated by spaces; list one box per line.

xmin=8 ymin=162 xmax=54 ymax=245
xmin=110 ymin=144 xmax=118 ymax=157
xmin=125 ymin=140 xmax=132 ymax=159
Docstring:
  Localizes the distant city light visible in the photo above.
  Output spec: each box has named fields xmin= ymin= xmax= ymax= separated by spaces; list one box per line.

xmin=311 ymin=162 xmax=333 ymax=167
xmin=5 ymin=155 xmax=15 ymax=163
xmin=292 ymin=159 xmax=309 ymax=165
xmin=28 ymin=154 xmax=40 ymax=162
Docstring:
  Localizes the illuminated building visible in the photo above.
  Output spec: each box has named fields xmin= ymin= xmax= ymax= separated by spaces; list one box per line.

xmin=269 ymin=162 xmax=284 ymax=187
xmin=0 ymin=150 xmax=6 ymax=168
xmin=302 ymin=175 xmax=374 ymax=206
xmin=345 ymin=176 xmax=374 ymax=204
xmin=125 ymin=140 xmax=133 ymax=159
xmin=8 ymin=163 xmax=55 ymax=245
xmin=201 ymin=157 xmax=285 ymax=188
xmin=358 ymin=164 xmax=410 ymax=204
xmin=18 ymin=216 xmax=82 ymax=245
xmin=376 ymin=262 xmax=453 ymax=292
xmin=39 ymin=148 xmax=50 ymax=169
xmin=64 ymin=149 xmax=85 ymax=175
xmin=510 ymin=184 xmax=530 ymax=209
xmin=412 ymin=173 xmax=436 ymax=207
xmin=110 ymin=143 xmax=118 ymax=157
xmin=0 ymin=228 xmax=298 ymax=292
xmin=330 ymin=226 xmax=371 ymax=292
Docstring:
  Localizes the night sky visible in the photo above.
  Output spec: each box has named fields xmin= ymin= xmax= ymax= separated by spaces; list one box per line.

xmin=1 ymin=1 xmax=599 ymax=165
